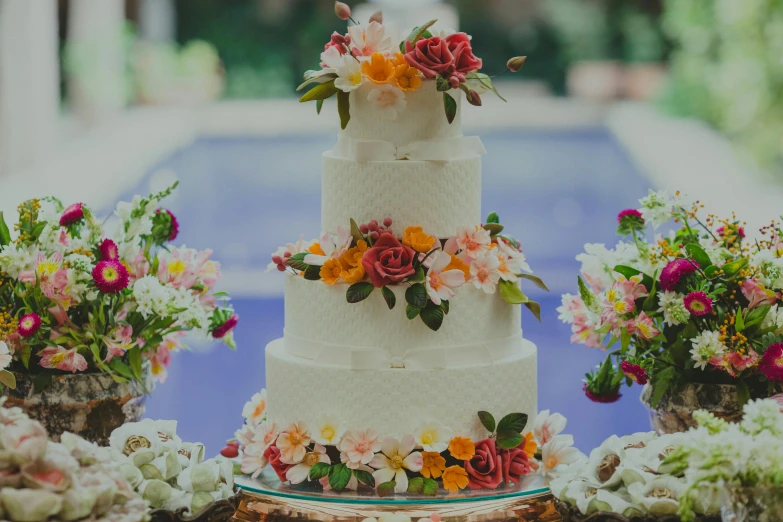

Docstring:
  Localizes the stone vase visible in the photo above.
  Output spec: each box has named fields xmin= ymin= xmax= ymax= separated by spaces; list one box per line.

xmin=640 ymin=382 xmax=743 ymax=435
xmin=4 ymin=366 xmax=153 ymax=445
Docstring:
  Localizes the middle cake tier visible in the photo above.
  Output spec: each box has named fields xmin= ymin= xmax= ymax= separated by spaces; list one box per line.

xmin=283 ymin=275 xmax=523 ymax=368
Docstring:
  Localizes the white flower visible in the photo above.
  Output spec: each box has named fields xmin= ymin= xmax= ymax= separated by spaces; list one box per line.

xmin=751 ymin=249 xmax=783 ymax=289
xmin=638 ymin=189 xmax=676 ymax=229
xmin=242 ymin=390 xmax=268 ymax=426
xmin=334 ymin=55 xmax=363 ymax=92
xmin=689 ymin=330 xmax=728 ymax=370
xmin=495 ymin=238 xmax=531 ymax=281
xmin=109 ymin=422 xmax=163 ymax=465
xmin=540 ymin=435 xmax=585 ymax=478
xmin=304 ymin=227 xmax=352 ymax=266
xmin=762 ymin=304 xmax=783 ymax=334
xmin=425 ymin=251 xmax=465 ymax=305
xmin=251 ymin=420 xmax=280 ymax=450
xmin=455 ymin=226 xmax=491 ymax=260
xmin=266 ymin=235 xmax=313 ymax=272
xmin=470 ymin=252 xmax=501 ymax=294
xmin=534 ymin=410 xmax=567 ymax=446
xmin=320 ymin=45 xmax=344 ymax=72
xmin=312 ymin=415 xmax=344 ymax=446
xmin=627 ymin=476 xmax=686 ymax=516
xmin=132 ymin=276 xmax=170 ymax=318
xmin=367 ymin=84 xmax=407 ymax=120
xmin=240 ymin=442 xmax=268 ymax=479
xmin=412 ymin=422 xmax=453 ymax=453
xmin=741 ymin=398 xmax=783 ymax=437
xmin=575 ymin=243 xmax=617 ymax=292
xmin=0 ymin=243 xmax=35 ymax=278
xmin=657 ymin=291 xmax=690 ymax=326
xmin=0 ymin=341 xmax=12 ymax=370
xmin=369 ymin=435 xmax=423 ymax=493
xmin=286 ymin=443 xmax=331 ymax=484
xmin=348 ymin=22 xmax=396 ymax=58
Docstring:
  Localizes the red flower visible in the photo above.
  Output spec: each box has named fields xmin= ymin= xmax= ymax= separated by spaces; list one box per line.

xmin=760 ymin=343 xmax=783 ymax=382
xmin=620 ymin=361 xmax=648 ymax=385
xmin=59 ymin=203 xmax=84 ymax=226
xmin=684 ymin=291 xmax=713 ymax=316
xmin=404 ymin=37 xmax=460 ymax=87
xmin=361 ymin=233 xmax=416 ymax=287
xmin=263 ymin=444 xmax=292 ymax=482
xmin=17 ymin=313 xmax=41 ymax=338
xmin=659 ymin=259 xmax=699 ymax=291
xmin=445 ymin=32 xmax=482 ymax=76
xmin=465 ymin=438 xmax=504 ymax=490
xmin=500 ymin=447 xmax=536 ymax=485
xmin=212 ymin=314 xmax=239 ymax=339
xmin=583 ymin=383 xmax=622 ymax=403
xmin=99 ymin=239 xmax=119 ymax=261
xmin=617 ymin=209 xmax=643 ymax=223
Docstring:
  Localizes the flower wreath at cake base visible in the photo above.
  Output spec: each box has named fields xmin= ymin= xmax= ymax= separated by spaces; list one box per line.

xmin=268 ymin=213 xmax=547 ymax=331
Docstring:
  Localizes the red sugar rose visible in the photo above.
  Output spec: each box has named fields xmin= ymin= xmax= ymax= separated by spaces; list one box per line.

xmin=465 ymin=438 xmax=504 ymax=490
xmin=500 ymin=447 xmax=536 ymax=485
xmin=361 ymin=233 xmax=416 ymax=287
xmin=263 ymin=444 xmax=292 ymax=482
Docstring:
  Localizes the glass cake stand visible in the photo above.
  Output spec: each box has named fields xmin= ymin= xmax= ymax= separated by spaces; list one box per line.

xmin=232 ymin=468 xmax=559 ymax=522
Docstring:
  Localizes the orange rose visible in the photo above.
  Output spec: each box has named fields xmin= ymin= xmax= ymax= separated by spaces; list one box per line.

xmin=403 ymin=226 xmax=436 ymax=253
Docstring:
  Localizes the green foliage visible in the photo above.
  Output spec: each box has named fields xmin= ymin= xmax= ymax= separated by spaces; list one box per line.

xmin=419 ymin=302 xmax=444 ymax=331
xmin=381 ymin=286 xmax=396 ymax=310
xmin=346 ymin=282 xmax=374 ymax=304
xmin=442 ymin=92 xmax=457 ymax=124
xmin=328 ymin=463 xmax=351 ymax=491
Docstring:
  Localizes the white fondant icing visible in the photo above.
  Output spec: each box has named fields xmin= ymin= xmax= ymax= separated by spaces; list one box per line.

xmin=321 ymin=154 xmax=482 ymax=238
xmin=265 ymin=337 xmax=538 ymax=441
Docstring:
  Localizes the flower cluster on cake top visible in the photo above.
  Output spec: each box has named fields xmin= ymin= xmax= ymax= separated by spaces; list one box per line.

xmin=298 ymin=2 xmax=527 ymax=126
xmin=233 ymin=389 xmax=580 ymax=497
xmin=559 ymin=190 xmax=783 ymax=405
xmin=268 ymin=213 xmax=547 ymax=331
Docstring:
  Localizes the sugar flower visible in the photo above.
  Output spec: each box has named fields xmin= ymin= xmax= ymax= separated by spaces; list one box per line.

xmin=252 ymin=420 xmax=280 ymax=449
xmin=38 ymin=346 xmax=88 ymax=373
xmin=241 ymin=443 xmax=268 ymax=479
xmin=17 ymin=313 xmax=41 ymax=338
xmin=392 ymin=54 xmax=423 ymax=92
xmin=659 ymin=258 xmax=698 ymax=291
xmin=441 ymin=465 xmax=469 ymax=492
xmin=59 ymin=202 xmax=84 ymax=226
xmin=0 ymin=341 xmax=11 ymax=370
xmin=276 ymin=421 xmax=311 ymax=464
xmin=520 ymin=431 xmax=538 ymax=458
xmin=333 ymin=55 xmax=364 ymax=92
xmin=99 ymin=238 xmax=119 ymax=260
xmin=413 ymin=422 xmax=453 ymax=453
xmin=312 ymin=415 xmax=344 ymax=446
xmin=403 ymin=226 xmax=435 ymax=253
xmin=367 ymin=84 xmax=407 ymax=120
xmin=533 ymin=410 xmax=567 ymax=446
xmin=495 ymin=237 xmax=532 ymax=280
xmin=348 ymin=22 xmax=395 ymax=58
xmin=455 ymin=226 xmax=491 ymax=260
xmin=425 ymin=251 xmax=465 ymax=305
xmin=212 ymin=313 xmax=239 ymax=339
xmin=286 ymin=443 xmax=330 ymax=485
xmin=339 ymin=429 xmax=382 ymax=469
xmin=304 ymin=228 xmax=352 ymax=266
xmin=242 ymin=390 xmax=268 ymax=426
xmin=362 ymin=53 xmax=396 ymax=84
xmin=690 ymin=330 xmax=728 ymax=370
xmin=92 ymin=260 xmax=130 ymax=294
xmin=470 ymin=252 xmax=501 ymax=294
xmin=759 ymin=342 xmax=783 ymax=381
xmin=620 ymin=361 xmax=649 ymax=385
xmin=370 ymin=435 xmax=423 ymax=493
xmin=540 ymin=435 xmax=584 ymax=478
xmin=448 ymin=436 xmax=475 ymax=460
xmin=420 ymin=451 xmax=446 ymax=479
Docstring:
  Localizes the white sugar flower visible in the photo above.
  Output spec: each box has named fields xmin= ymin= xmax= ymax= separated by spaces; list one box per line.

xmin=470 ymin=252 xmax=501 ymax=294
xmin=109 ymin=422 xmax=163 ymax=466
xmin=367 ymin=84 xmax=407 ymax=120
xmin=657 ymin=291 xmax=690 ymax=326
xmin=251 ymin=420 xmax=280 ymax=450
xmin=425 ymin=251 xmax=465 ymax=305
xmin=334 ymin=55 xmax=363 ymax=92
xmin=242 ymin=390 xmax=268 ymax=426
xmin=304 ymin=227 xmax=352 ymax=266
xmin=627 ymin=476 xmax=686 ymax=516
xmin=266 ymin=235 xmax=313 ymax=272
xmin=348 ymin=22 xmax=396 ymax=58
xmin=312 ymin=415 xmax=344 ymax=446
xmin=689 ymin=330 xmax=727 ymax=370
xmin=240 ymin=442 xmax=267 ymax=479
xmin=495 ymin=237 xmax=532 ymax=281
xmin=370 ymin=435 xmax=423 ymax=493
xmin=534 ymin=410 xmax=567 ymax=446
xmin=286 ymin=443 xmax=330 ymax=484
xmin=540 ymin=435 xmax=585 ymax=478
xmin=412 ymin=422 xmax=453 ymax=453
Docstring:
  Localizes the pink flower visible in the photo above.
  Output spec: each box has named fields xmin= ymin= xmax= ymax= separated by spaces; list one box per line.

xmin=21 ymin=252 xmax=68 ymax=300
xmin=240 ymin=442 xmax=268 ymax=479
xmin=348 ymin=22 xmax=394 ymax=58
xmin=454 ymin=226 xmax=491 ymax=261
xmin=740 ymin=279 xmax=779 ymax=309
xmin=659 ymin=258 xmax=699 ymax=291
xmin=616 ymin=209 xmax=644 ymax=223
xmin=620 ymin=361 xmax=648 ymax=385
xmin=59 ymin=203 xmax=84 ymax=226
xmin=500 ymin=447 xmax=537 ymax=485
xmin=614 ymin=273 xmax=648 ymax=301
xmin=47 ymin=305 xmax=69 ymax=326
xmin=212 ymin=314 xmax=239 ymax=339
xmin=126 ymin=252 xmax=150 ymax=283
xmin=465 ymin=438 xmax=503 ymax=490
xmin=157 ymin=247 xmax=198 ymax=289
xmin=195 ymin=249 xmax=222 ymax=291
xmin=361 ymin=233 xmax=416 ymax=287
xmin=263 ymin=444 xmax=292 ymax=482
xmin=39 ymin=346 xmax=88 ymax=373
xmin=684 ymin=291 xmax=713 ymax=316
xmin=338 ymin=429 xmax=382 ymax=469
xmin=470 ymin=252 xmax=501 ymax=294
xmin=104 ymin=325 xmax=136 ymax=362
xmin=156 ymin=209 xmax=179 ymax=241
xmin=17 ymin=313 xmax=41 ymax=338
xmin=726 ymin=350 xmax=759 ymax=376
xmin=583 ymin=383 xmax=621 ymax=403
xmin=759 ymin=343 xmax=783 ymax=382
xmin=276 ymin=421 xmax=311 ymax=464
xmin=631 ymin=312 xmax=660 ymax=340
xmin=149 ymin=334 xmax=180 ymax=383
xmin=92 ymin=260 xmax=130 ymax=294
xmin=444 ymin=32 xmax=482 ymax=76
xmin=769 ymin=393 xmax=783 ymax=412
xmin=99 ymin=239 xmax=119 ymax=261
xmin=324 ymin=31 xmax=351 ymax=54
xmin=334 ymin=1 xmax=351 ymax=21
xmin=570 ymin=314 xmax=603 ymax=349
xmin=404 ymin=37 xmax=457 ymax=82
xmin=425 ymin=252 xmax=465 ymax=305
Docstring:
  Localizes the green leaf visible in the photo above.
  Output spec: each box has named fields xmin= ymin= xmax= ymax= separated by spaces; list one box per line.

xmin=685 ymin=243 xmax=711 ymax=268
xmin=486 ymin=212 xmax=500 ymax=224
xmin=704 ymin=265 xmax=719 ymax=278
xmin=496 ymin=430 xmax=525 ymax=449
xmin=296 ymin=72 xmax=337 ymax=92
xmin=499 ymin=280 xmax=529 ymax=305
xmin=406 ymin=305 xmax=421 ymax=320
xmin=128 ymin=347 xmax=143 ymax=381
xmin=443 ymin=92 xmax=457 ymax=124
xmin=0 ymin=212 xmax=11 ymax=246
xmin=377 ymin=481 xmax=396 ymax=498
xmin=722 ymin=258 xmax=748 ymax=278
xmin=613 ymin=265 xmax=654 ymax=291
xmin=421 ymin=478 xmax=439 ymax=496
xmin=405 ymin=284 xmax=428 ymax=308
xmin=420 ymin=303 xmax=444 ymax=331
xmin=30 ymin=222 xmax=46 ymax=241
xmin=347 ymin=282 xmax=375 ymax=303
xmin=353 ymin=469 xmax=375 ymax=488
xmin=309 ymin=462 xmax=331 ymax=481
xmin=407 ymin=477 xmax=424 ymax=495
xmin=517 ymin=273 xmax=549 ymax=291
xmin=440 ymin=300 xmax=450 ymax=315
xmin=408 ymin=266 xmax=425 ymax=283
xmin=524 ymin=300 xmax=542 ymax=321
xmin=328 ymin=463 xmax=352 ymax=491
xmin=303 ymin=265 xmax=322 ymax=280
xmin=0 ymin=370 xmax=16 ymax=390
xmin=736 ymin=380 xmax=751 ymax=406
xmin=299 ymin=80 xmax=338 ymax=102
xmin=435 ymin=75 xmax=451 ymax=92
xmin=650 ymin=366 xmax=676 ymax=407
xmin=497 ymin=412 xmax=528 ymax=433
xmin=337 ymin=90 xmax=350 ymax=130
xmin=109 ymin=359 xmax=134 ymax=380
xmin=33 ymin=373 xmax=52 ymax=394
xmin=483 ymin=223 xmax=504 ymax=236
xmin=745 ymin=305 xmax=771 ymax=329
xmin=316 ymin=99 xmax=324 ymax=115
xmin=477 ymin=411 xmax=496 ymax=433
xmin=19 ymin=346 xmax=31 ymax=369
xmin=287 ymin=252 xmax=309 ymax=271
xmin=381 ymin=286 xmax=396 ymax=310
xmin=578 ymin=276 xmax=598 ymax=310
xmin=465 ymin=71 xmax=507 ymax=102
xmin=735 ymin=307 xmax=745 ymax=333
xmin=403 ymin=19 xmax=437 ymax=48
xmin=349 ymin=218 xmax=364 ymax=245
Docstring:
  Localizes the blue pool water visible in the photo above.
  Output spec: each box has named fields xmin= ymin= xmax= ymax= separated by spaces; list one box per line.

xmin=131 ymin=128 xmax=654 ymax=454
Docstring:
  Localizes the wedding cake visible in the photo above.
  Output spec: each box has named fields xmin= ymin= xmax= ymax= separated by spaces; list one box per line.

xmin=237 ymin=7 xmax=544 ymax=495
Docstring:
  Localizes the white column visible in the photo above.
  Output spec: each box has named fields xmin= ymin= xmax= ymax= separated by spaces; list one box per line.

xmin=353 ymin=0 xmax=459 ymax=32
xmin=139 ymin=0 xmax=176 ymax=42
xmin=0 ymin=0 xmax=60 ymax=175
xmin=67 ymin=0 xmax=127 ymax=126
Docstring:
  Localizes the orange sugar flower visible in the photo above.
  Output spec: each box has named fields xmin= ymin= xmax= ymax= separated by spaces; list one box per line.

xmin=444 ymin=255 xmax=470 ymax=280
xmin=309 ymin=243 xmax=325 ymax=256
xmin=441 ymin=465 xmax=469 ymax=492
xmin=362 ymin=52 xmax=396 ymax=84
xmin=420 ymin=451 xmax=446 ymax=479
xmin=521 ymin=432 xmax=537 ymax=458
xmin=342 ymin=240 xmax=369 ymax=267
xmin=448 ymin=436 xmax=475 ymax=461
xmin=340 ymin=263 xmax=366 ymax=284
xmin=393 ymin=56 xmax=423 ymax=92
xmin=403 ymin=226 xmax=436 ymax=253
xmin=320 ymin=258 xmax=343 ymax=285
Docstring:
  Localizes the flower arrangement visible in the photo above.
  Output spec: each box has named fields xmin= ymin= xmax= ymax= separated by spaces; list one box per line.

xmin=0 ymin=183 xmax=237 ymax=390
xmin=559 ymin=190 xmax=783 ymax=405
xmin=552 ymin=398 xmax=783 ymax=522
xmin=234 ymin=390 xmax=579 ymax=497
xmin=109 ymin=419 xmax=236 ymax=514
xmin=268 ymin=213 xmax=546 ymax=331
xmin=297 ymin=2 xmax=527 ymax=126
xmin=0 ymin=398 xmax=148 ymax=522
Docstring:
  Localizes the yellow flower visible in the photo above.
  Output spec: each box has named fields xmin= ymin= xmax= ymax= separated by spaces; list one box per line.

xmin=448 ymin=436 xmax=475 ymax=461
xmin=444 ymin=255 xmax=471 ymax=280
xmin=340 ymin=263 xmax=366 ymax=284
xmin=320 ymin=258 xmax=343 ymax=285
xmin=521 ymin=432 xmax=538 ymax=458
xmin=361 ymin=52 xmax=395 ymax=84
xmin=403 ymin=226 xmax=436 ymax=253
xmin=420 ymin=451 xmax=446 ymax=479
xmin=342 ymin=240 xmax=368 ymax=267
xmin=441 ymin=465 xmax=469 ymax=492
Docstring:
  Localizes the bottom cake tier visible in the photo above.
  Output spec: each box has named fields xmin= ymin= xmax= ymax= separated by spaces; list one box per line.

xmin=264 ymin=337 xmax=537 ymax=441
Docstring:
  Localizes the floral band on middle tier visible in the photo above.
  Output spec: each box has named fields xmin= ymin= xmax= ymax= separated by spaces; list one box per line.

xmin=268 ymin=213 xmax=548 ymax=331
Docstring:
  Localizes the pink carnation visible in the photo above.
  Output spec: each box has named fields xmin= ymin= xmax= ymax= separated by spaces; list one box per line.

xmin=659 ymin=259 xmax=699 ymax=291
xmin=759 ymin=343 xmax=783 ymax=382
xmin=59 ymin=203 xmax=84 ymax=226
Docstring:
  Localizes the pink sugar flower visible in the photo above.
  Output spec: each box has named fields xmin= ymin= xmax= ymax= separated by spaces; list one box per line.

xmin=659 ymin=258 xmax=699 ymax=291
xmin=92 ymin=260 xmax=129 ymax=294
xmin=470 ymin=251 xmax=501 ymax=294
xmin=59 ymin=203 xmax=84 ymax=226
xmin=759 ymin=343 xmax=783 ymax=382
xmin=620 ymin=361 xmax=648 ymax=385
xmin=39 ymin=346 xmax=88 ymax=373
xmin=99 ymin=239 xmax=119 ymax=261
xmin=338 ymin=429 xmax=382 ymax=469
xmin=455 ymin=226 xmax=491 ymax=261
xmin=425 ymin=252 xmax=465 ymax=305
xmin=740 ymin=279 xmax=779 ymax=309
xmin=17 ymin=313 xmax=41 ymax=338
xmin=684 ymin=291 xmax=713 ymax=316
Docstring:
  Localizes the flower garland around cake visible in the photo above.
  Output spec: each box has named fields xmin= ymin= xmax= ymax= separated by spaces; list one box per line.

xmin=268 ymin=213 xmax=547 ymax=331
xmin=232 ymin=390 xmax=581 ymax=497
xmin=297 ymin=2 xmax=528 ymax=127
